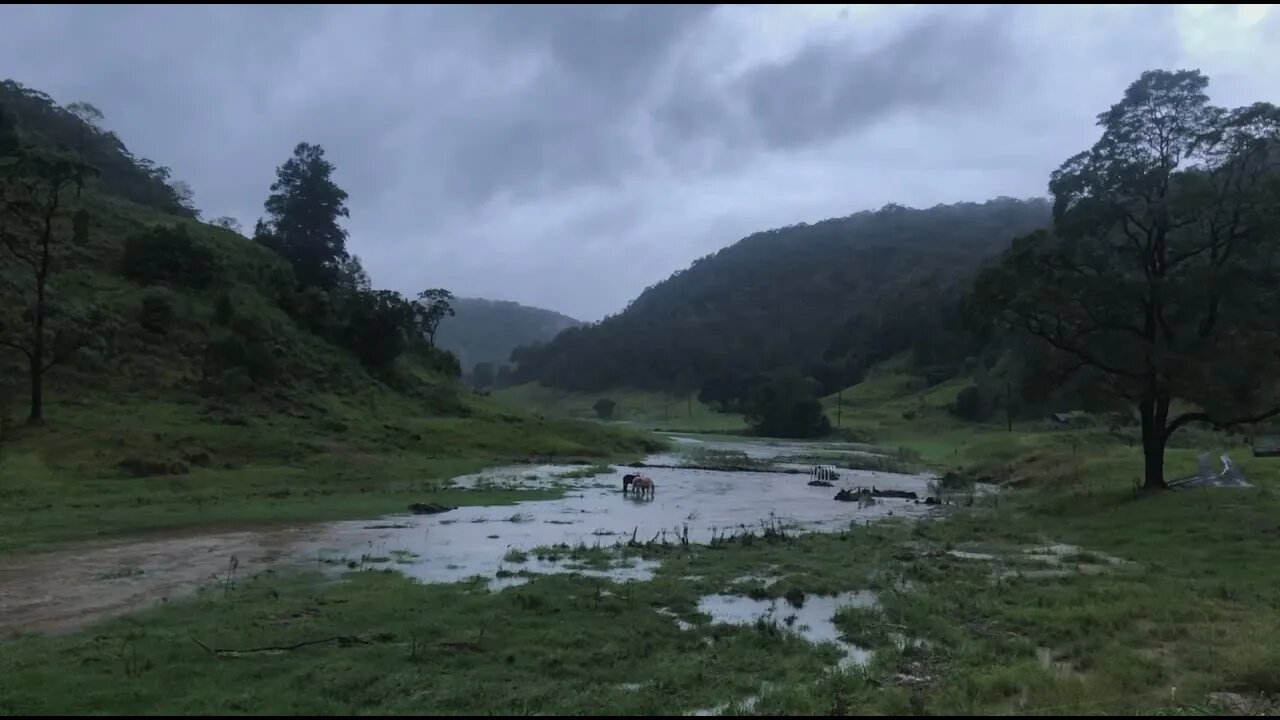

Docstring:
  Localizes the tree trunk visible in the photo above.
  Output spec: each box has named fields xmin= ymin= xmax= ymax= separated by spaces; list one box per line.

xmin=28 ymin=360 xmax=42 ymax=426
xmin=29 ymin=244 xmax=48 ymax=426
xmin=1139 ymin=397 xmax=1170 ymax=490
xmin=1005 ymin=380 xmax=1013 ymax=432
xmin=1141 ymin=431 xmax=1165 ymax=489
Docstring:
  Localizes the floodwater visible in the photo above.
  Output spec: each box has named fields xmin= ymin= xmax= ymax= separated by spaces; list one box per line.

xmin=694 ymin=591 xmax=878 ymax=668
xmin=0 ymin=434 xmax=942 ymax=634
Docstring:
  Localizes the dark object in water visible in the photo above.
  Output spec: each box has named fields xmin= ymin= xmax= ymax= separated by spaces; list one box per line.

xmin=870 ymin=487 xmax=918 ymax=500
xmin=808 ymin=479 xmax=834 ymax=487
xmin=622 ymin=473 xmax=637 ymax=493
xmin=835 ymin=486 xmax=918 ymax=502
xmin=923 ymin=496 xmax=941 ymax=505
xmin=408 ymin=502 xmax=454 ymax=515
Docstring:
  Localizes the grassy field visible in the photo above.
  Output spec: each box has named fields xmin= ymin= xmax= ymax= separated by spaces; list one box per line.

xmin=494 ymin=383 xmax=748 ymax=433
xmin=0 ymin=388 xmax=661 ymax=554
xmin=3 ymin=449 xmax=1277 ymax=714
xmin=5 ymin=355 xmax=1279 ymax=714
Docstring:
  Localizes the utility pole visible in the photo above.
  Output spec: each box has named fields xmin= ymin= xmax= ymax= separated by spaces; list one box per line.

xmin=837 ymin=389 xmax=843 ymax=429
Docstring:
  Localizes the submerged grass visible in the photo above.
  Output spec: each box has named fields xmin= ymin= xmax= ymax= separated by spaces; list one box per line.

xmin=554 ymin=464 xmax=615 ymax=480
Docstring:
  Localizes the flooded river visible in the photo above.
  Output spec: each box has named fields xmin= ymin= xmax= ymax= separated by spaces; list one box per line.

xmin=0 ymin=434 xmax=945 ymax=634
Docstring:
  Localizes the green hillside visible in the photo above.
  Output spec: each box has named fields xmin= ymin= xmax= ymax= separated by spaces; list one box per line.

xmin=435 ymin=296 xmax=580 ymax=376
xmin=509 ymin=197 xmax=1050 ymax=397
xmin=0 ymin=80 xmax=656 ymax=553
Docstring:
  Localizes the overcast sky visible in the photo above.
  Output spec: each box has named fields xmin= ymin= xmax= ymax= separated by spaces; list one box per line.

xmin=1 ymin=5 xmax=1276 ymax=320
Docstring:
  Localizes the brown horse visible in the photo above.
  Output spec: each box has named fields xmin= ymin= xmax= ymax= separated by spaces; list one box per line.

xmin=630 ymin=474 xmax=655 ymax=499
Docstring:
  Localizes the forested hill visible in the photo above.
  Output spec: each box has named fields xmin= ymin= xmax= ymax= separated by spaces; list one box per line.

xmin=0 ymin=80 xmax=197 ymax=217
xmin=509 ymin=198 xmax=1050 ymax=396
xmin=435 ymin=297 xmax=581 ymax=373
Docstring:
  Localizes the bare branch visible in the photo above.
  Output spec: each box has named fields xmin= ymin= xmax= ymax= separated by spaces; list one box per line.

xmin=0 ymin=338 xmax=33 ymax=361
xmin=1166 ymin=405 xmax=1280 ymax=437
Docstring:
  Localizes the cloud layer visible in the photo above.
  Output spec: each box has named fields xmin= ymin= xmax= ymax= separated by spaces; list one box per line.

xmin=1 ymin=4 xmax=1275 ymax=319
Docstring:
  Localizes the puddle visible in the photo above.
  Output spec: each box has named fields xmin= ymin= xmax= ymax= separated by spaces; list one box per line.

xmin=483 ymin=557 xmax=661 ymax=592
xmin=948 ymin=550 xmax=998 ymax=561
xmin=0 ymin=434 xmax=938 ymax=634
xmin=696 ymin=591 xmax=877 ymax=667
xmin=655 ymin=606 xmax=696 ymax=631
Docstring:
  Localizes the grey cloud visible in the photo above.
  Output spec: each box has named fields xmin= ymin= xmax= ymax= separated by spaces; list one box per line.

xmin=0 ymin=4 xmax=1272 ymax=321
xmin=429 ymin=4 xmax=717 ymax=204
xmin=735 ymin=9 xmax=1017 ymax=151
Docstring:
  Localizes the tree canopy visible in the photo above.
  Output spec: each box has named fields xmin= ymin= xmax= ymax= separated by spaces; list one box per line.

xmin=255 ymin=142 xmax=351 ymax=291
xmin=968 ymin=69 xmax=1280 ymax=488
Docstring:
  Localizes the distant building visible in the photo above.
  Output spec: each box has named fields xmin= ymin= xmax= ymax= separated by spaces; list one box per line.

xmin=1049 ymin=411 xmax=1084 ymax=426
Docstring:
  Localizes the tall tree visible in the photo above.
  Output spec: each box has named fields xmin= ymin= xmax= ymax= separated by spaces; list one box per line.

xmin=342 ymin=289 xmax=416 ymax=371
xmin=968 ymin=69 xmax=1280 ymax=489
xmin=416 ymin=288 xmax=455 ymax=347
xmin=0 ymin=147 xmax=98 ymax=424
xmin=256 ymin=142 xmax=350 ymax=290
xmin=64 ymin=101 xmax=103 ymax=200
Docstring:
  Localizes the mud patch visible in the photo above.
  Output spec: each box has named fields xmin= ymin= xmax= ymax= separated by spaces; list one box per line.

xmin=0 ymin=525 xmax=322 ymax=635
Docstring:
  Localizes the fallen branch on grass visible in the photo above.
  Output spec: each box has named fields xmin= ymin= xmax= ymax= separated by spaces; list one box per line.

xmin=436 ymin=641 xmax=484 ymax=652
xmin=192 ymin=635 xmax=371 ymax=657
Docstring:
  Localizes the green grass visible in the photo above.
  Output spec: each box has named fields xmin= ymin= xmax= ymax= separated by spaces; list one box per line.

xmin=0 ymin=390 xmax=662 ymax=554
xmin=5 ymin=350 xmax=1278 ymax=714
xmin=4 ymin=459 xmax=1278 ymax=714
xmin=493 ymin=383 xmax=747 ymax=433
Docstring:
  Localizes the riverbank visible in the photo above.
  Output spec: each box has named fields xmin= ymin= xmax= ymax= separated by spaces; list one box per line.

xmin=2 ymin=428 xmax=1277 ymax=714
xmin=0 ymin=392 xmax=661 ymax=554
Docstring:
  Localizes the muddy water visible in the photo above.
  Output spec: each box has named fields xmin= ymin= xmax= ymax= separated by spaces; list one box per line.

xmin=0 ymin=435 xmax=940 ymax=635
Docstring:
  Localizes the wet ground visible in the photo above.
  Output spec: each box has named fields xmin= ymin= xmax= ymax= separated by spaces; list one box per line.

xmin=0 ymin=434 xmax=944 ymax=635
xmin=0 ymin=525 xmax=323 ymax=633
xmin=693 ymin=591 xmax=878 ymax=667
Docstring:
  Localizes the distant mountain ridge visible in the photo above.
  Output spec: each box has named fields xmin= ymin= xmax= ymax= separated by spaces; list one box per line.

xmin=435 ymin=297 xmax=582 ymax=371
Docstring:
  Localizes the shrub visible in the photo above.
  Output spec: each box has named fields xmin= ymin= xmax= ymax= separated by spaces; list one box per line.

xmin=138 ymin=288 xmax=176 ymax=335
xmin=950 ymin=385 xmax=986 ymax=421
xmin=121 ymin=223 xmax=219 ymax=289
xmin=203 ymin=331 xmax=278 ymax=385
xmin=593 ymin=398 xmax=617 ymax=419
